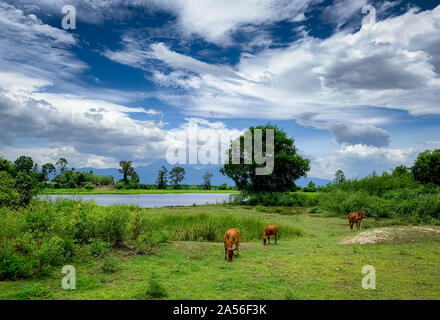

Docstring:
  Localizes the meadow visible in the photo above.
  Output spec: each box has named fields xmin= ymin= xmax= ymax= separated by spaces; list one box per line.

xmin=1 ymin=199 xmax=439 ymax=300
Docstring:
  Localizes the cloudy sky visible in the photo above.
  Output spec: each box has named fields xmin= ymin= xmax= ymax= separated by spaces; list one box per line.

xmin=0 ymin=0 xmax=439 ymax=179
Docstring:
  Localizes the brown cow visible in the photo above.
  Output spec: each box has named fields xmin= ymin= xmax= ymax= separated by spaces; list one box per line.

xmin=348 ymin=211 xmax=366 ymax=230
xmin=224 ymin=228 xmax=240 ymax=262
xmin=263 ymin=225 xmax=278 ymax=245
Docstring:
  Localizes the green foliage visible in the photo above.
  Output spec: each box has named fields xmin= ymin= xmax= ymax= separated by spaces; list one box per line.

xmin=84 ymin=182 xmax=95 ymax=190
xmin=303 ymin=181 xmax=317 ymax=192
xmin=218 ymin=183 xmax=228 ymax=190
xmin=0 ymin=171 xmax=20 ymax=208
xmin=101 ymin=255 xmax=119 ymax=274
xmin=412 ymin=149 xmax=440 ymax=186
xmin=139 ymin=274 xmax=168 ymax=299
xmin=237 ymin=192 xmax=318 ymax=207
xmin=334 ymin=170 xmax=345 ymax=183
xmin=0 ymin=157 xmax=14 ymax=175
xmin=169 ymin=167 xmax=185 ymax=189
xmin=156 ymin=166 xmax=168 ymax=189
xmin=319 ymin=169 xmax=440 ymax=223
xmin=202 ymin=171 xmax=213 ymax=190
xmin=14 ymin=156 xmax=34 ymax=174
xmin=221 ymin=124 xmax=310 ymax=194
xmin=0 ymin=199 xmax=305 ymax=280
xmin=15 ymin=171 xmax=42 ymax=206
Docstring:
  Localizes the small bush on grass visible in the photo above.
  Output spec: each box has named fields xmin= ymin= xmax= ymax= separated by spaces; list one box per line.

xmin=101 ymin=255 xmax=119 ymax=274
xmin=145 ymin=275 xmax=168 ymax=299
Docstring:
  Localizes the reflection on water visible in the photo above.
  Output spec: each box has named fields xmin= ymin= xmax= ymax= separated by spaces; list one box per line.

xmin=42 ymin=193 xmax=234 ymax=208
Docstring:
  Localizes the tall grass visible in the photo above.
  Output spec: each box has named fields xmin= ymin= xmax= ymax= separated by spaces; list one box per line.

xmin=0 ymin=198 xmax=303 ymax=280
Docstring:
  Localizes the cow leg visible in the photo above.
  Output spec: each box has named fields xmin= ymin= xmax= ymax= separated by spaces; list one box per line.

xmin=224 ymin=246 xmax=227 ymax=260
xmin=268 ymin=235 xmax=270 ymax=245
xmin=235 ymin=242 xmax=239 ymax=256
xmin=350 ymin=222 xmax=353 ymax=230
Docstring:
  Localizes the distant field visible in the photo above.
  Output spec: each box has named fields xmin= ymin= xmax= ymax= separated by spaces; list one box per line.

xmin=1 ymin=203 xmax=439 ymax=300
xmin=41 ymin=188 xmax=239 ymax=195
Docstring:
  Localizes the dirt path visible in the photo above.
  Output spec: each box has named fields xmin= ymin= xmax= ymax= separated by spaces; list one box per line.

xmin=340 ymin=226 xmax=440 ymax=245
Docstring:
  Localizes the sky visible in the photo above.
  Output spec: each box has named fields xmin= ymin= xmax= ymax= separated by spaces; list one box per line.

xmin=0 ymin=0 xmax=439 ymax=180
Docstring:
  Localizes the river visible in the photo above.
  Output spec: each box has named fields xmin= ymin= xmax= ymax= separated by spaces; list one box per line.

xmin=42 ymin=193 xmax=234 ymax=208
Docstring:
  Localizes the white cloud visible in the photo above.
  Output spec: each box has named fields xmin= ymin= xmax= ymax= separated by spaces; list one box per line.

xmin=309 ymin=142 xmax=440 ymax=179
xmin=102 ymin=5 xmax=440 ymax=146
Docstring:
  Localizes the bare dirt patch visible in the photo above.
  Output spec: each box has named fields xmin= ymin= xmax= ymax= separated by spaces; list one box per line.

xmin=340 ymin=226 xmax=440 ymax=245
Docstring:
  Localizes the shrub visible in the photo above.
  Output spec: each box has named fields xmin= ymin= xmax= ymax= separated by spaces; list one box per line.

xmin=84 ymin=182 xmax=95 ymax=190
xmin=318 ymin=170 xmax=440 ymax=223
xmin=145 ymin=275 xmax=168 ymax=299
xmin=0 ymin=251 xmax=34 ymax=280
xmin=101 ymin=255 xmax=119 ymax=274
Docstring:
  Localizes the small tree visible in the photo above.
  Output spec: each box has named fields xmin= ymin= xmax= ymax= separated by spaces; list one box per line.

xmin=156 ymin=166 xmax=168 ymax=189
xmin=42 ymin=163 xmax=56 ymax=181
xmin=334 ymin=170 xmax=346 ymax=184
xmin=303 ymin=181 xmax=317 ymax=192
xmin=203 ymin=172 xmax=214 ymax=190
xmin=169 ymin=167 xmax=185 ymax=189
xmin=119 ymin=160 xmax=135 ymax=184
xmin=56 ymin=158 xmax=68 ymax=172
xmin=412 ymin=149 xmax=440 ymax=186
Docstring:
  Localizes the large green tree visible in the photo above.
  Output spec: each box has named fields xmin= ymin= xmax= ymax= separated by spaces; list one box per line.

xmin=220 ymin=124 xmax=310 ymax=194
xmin=13 ymin=156 xmax=34 ymax=174
xmin=169 ymin=167 xmax=185 ymax=189
xmin=412 ymin=149 xmax=440 ymax=186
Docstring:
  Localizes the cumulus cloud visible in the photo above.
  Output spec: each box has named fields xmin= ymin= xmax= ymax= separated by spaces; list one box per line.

xmin=309 ymin=142 xmax=440 ymax=179
xmin=329 ymin=124 xmax=391 ymax=147
xmin=102 ymin=4 xmax=440 ymax=143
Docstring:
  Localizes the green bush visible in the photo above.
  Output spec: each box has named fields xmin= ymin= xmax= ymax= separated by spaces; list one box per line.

xmin=318 ymin=171 xmax=440 ymax=223
xmin=101 ymin=255 xmax=119 ymax=274
xmin=0 ymin=251 xmax=34 ymax=280
xmin=84 ymin=182 xmax=95 ymax=190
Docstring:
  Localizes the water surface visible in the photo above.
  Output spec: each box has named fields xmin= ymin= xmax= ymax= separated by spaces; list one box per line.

xmin=42 ymin=193 xmax=233 ymax=208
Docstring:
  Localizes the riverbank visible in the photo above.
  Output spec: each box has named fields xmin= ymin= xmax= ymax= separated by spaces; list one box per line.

xmin=41 ymin=188 xmax=239 ymax=195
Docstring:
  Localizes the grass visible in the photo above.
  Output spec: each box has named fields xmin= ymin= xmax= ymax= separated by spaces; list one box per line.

xmin=40 ymin=188 xmax=239 ymax=195
xmin=0 ymin=204 xmax=439 ymax=300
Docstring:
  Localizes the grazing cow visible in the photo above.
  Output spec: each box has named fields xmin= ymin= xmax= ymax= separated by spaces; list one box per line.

xmin=348 ymin=211 xmax=366 ymax=230
xmin=263 ymin=225 xmax=278 ymax=245
xmin=224 ymin=228 xmax=240 ymax=262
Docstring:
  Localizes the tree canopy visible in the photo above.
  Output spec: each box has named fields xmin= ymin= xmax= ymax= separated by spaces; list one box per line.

xmin=412 ymin=149 xmax=440 ymax=186
xmin=220 ymin=124 xmax=310 ymax=194
xmin=169 ymin=167 xmax=185 ymax=188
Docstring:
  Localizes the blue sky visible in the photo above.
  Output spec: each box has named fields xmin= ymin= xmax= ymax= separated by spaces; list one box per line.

xmin=0 ymin=0 xmax=439 ymax=179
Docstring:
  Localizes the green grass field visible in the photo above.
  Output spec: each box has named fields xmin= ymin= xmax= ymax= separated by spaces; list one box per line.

xmin=41 ymin=188 xmax=239 ymax=195
xmin=1 ymin=204 xmax=439 ymax=300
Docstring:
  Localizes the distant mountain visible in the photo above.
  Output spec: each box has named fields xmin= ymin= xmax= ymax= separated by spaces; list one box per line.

xmin=295 ymin=177 xmax=332 ymax=187
xmin=77 ymin=160 xmax=331 ymax=187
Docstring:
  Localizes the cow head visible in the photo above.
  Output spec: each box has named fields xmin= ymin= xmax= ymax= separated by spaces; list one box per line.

xmin=227 ymin=248 xmax=234 ymax=262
